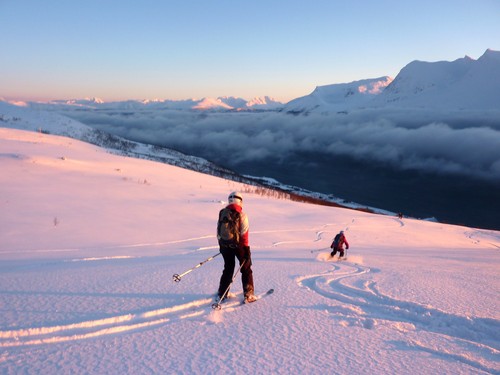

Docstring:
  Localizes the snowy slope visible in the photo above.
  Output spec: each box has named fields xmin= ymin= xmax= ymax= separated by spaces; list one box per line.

xmin=0 ymin=100 xmax=96 ymax=139
xmin=1 ymin=127 xmax=499 ymax=374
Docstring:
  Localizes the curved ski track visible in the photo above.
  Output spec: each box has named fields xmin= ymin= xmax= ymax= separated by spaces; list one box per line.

xmin=296 ymin=261 xmax=500 ymax=374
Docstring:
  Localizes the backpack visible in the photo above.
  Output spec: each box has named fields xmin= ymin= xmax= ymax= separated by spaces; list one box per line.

xmin=217 ymin=208 xmax=240 ymax=246
xmin=332 ymin=233 xmax=342 ymax=248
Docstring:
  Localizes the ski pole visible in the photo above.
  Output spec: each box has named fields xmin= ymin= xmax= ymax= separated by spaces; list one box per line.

xmin=212 ymin=259 xmax=246 ymax=310
xmin=172 ymin=252 xmax=221 ymax=283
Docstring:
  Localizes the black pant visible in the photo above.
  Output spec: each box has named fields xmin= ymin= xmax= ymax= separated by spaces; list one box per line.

xmin=330 ymin=247 xmax=344 ymax=257
xmin=218 ymin=244 xmax=254 ymax=298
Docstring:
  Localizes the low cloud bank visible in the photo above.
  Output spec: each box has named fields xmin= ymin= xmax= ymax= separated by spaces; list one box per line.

xmin=64 ymin=109 xmax=500 ymax=182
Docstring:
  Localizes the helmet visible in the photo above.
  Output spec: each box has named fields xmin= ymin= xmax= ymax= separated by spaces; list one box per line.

xmin=228 ymin=191 xmax=243 ymax=206
xmin=340 ymin=230 xmax=344 ymax=234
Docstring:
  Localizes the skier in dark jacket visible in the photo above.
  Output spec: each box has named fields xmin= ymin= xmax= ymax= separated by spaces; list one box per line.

xmin=330 ymin=230 xmax=349 ymax=258
xmin=216 ymin=192 xmax=256 ymax=303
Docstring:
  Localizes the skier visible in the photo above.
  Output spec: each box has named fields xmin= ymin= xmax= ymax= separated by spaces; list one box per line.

xmin=330 ymin=230 xmax=349 ymax=259
xmin=216 ymin=192 xmax=256 ymax=303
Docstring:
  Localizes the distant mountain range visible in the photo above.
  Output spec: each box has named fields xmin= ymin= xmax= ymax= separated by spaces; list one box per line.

xmin=3 ymin=49 xmax=499 ymax=114
xmin=9 ymin=95 xmax=284 ymax=111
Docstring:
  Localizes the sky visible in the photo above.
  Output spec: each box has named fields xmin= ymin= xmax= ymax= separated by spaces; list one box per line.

xmin=1 ymin=0 xmax=500 ymax=103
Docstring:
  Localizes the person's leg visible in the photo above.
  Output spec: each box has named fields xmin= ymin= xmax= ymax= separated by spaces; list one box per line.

xmin=236 ymin=247 xmax=254 ymax=298
xmin=218 ymin=246 xmax=236 ymax=297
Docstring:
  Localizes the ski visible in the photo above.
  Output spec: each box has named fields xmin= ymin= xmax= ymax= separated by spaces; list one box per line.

xmin=243 ymin=288 xmax=274 ymax=305
xmin=212 ymin=289 xmax=274 ymax=310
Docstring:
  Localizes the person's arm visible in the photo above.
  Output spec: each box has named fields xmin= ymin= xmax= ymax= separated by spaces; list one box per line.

xmin=240 ymin=212 xmax=249 ymax=247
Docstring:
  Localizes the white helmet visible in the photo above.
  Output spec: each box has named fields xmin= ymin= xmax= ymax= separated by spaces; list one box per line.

xmin=228 ymin=191 xmax=243 ymax=206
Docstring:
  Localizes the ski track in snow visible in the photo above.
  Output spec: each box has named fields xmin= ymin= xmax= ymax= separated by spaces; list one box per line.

xmin=0 ymin=290 xmax=271 ymax=348
xmin=465 ymin=230 xmax=500 ymax=249
xmin=0 ymin=298 xmax=204 ymax=347
xmin=0 ymin=296 xmax=216 ymax=347
xmin=0 ymin=235 xmax=216 ymax=255
xmin=296 ymin=260 xmax=500 ymax=374
xmin=68 ymin=256 xmax=137 ymax=262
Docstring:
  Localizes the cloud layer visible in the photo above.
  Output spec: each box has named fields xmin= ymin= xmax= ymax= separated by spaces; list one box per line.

xmin=63 ymin=108 xmax=500 ymax=182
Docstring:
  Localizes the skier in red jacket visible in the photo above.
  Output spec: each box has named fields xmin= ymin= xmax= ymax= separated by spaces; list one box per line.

xmin=330 ymin=230 xmax=349 ymax=258
xmin=216 ymin=192 xmax=256 ymax=303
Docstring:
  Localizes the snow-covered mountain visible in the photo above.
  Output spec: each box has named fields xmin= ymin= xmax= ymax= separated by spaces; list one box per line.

xmin=284 ymin=77 xmax=393 ymax=114
xmin=245 ymin=95 xmax=283 ymax=110
xmin=283 ymin=49 xmax=500 ymax=114
xmin=193 ymin=97 xmax=234 ymax=110
xmin=374 ymin=49 xmax=500 ymax=110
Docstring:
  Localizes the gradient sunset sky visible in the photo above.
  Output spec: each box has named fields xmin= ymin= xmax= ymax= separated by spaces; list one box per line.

xmin=1 ymin=0 xmax=499 ymax=103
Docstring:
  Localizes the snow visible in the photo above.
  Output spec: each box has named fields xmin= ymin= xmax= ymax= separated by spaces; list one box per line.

xmin=1 ymin=127 xmax=499 ymax=374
